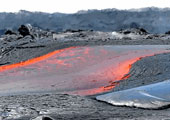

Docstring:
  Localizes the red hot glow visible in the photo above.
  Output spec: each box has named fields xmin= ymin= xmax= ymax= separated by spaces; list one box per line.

xmin=0 ymin=46 xmax=169 ymax=95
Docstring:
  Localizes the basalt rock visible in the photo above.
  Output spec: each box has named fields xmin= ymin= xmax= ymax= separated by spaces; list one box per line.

xmin=119 ymin=28 xmax=148 ymax=35
xmin=65 ymin=29 xmax=85 ymax=33
xmin=5 ymin=29 xmax=17 ymax=35
xmin=18 ymin=25 xmax=31 ymax=37
xmin=17 ymin=24 xmax=54 ymax=39
xmin=139 ymin=28 xmax=148 ymax=34
xmin=165 ymin=31 xmax=170 ymax=35
xmin=32 ymin=116 xmax=54 ymax=120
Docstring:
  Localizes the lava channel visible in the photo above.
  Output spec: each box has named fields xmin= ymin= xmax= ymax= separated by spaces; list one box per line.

xmin=0 ymin=45 xmax=169 ymax=96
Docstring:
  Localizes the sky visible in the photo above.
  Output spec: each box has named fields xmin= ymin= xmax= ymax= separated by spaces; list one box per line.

xmin=0 ymin=0 xmax=170 ymax=13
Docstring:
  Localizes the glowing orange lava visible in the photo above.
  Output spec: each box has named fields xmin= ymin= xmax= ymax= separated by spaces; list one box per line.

xmin=68 ymin=56 xmax=149 ymax=95
xmin=101 ymin=57 xmax=141 ymax=91
xmin=0 ymin=47 xmax=75 ymax=72
xmin=100 ymin=56 xmax=154 ymax=92
xmin=0 ymin=46 xmax=167 ymax=96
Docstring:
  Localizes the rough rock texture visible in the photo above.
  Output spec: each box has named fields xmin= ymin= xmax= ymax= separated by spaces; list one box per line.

xmin=18 ymin=25 xmax=31 ymax=37
xmin=119 ymin=28 xmax=148 ymax=35
xmin=0 ymin=92 xmax=170 ymax=120
xmin=114 ymin=53 xmax=170 ymax=92
xmin=1 ymin=26 xmax=170 ymax=66
xmin=1 ymin=26 xmax=170 ymax=119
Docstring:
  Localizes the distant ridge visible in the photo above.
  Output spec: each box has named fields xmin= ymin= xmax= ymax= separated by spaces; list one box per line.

xmin=1 ymin=7 xmax=170 ymax=35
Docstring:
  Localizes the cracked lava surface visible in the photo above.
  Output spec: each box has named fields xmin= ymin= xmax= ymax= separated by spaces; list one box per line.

xmin=0 ymin=45 xmax=169 ymax=96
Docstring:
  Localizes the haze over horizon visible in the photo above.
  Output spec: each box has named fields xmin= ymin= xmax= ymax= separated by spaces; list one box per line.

xmin=0 ymin=0 xmax=170 ymax=13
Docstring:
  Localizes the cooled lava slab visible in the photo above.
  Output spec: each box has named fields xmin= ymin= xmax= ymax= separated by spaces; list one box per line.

xmin=96 ymin=80 xmax=170 ymax=109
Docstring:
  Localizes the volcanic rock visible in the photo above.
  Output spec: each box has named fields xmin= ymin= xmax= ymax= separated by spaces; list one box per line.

xmin=4 ymin=29 xmax=16 ymax=35
xmin=139 ymin=28 xmax=148 ymax=34
xmin=119 ymin=28 xmax=148 ymax=35
xmin=32 ymin=116 xmax=54 ymax=120
xmin=18 ymin=25 xmax=31 ymax=37
xmin=165 ymin=31 xmax=170 ymax=35
xmin=65 ymin=29 xmax=84 ymax=33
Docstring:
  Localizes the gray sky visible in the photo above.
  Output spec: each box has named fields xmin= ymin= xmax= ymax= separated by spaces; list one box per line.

xmin=0 ymin=0 xmax=170 ymax=13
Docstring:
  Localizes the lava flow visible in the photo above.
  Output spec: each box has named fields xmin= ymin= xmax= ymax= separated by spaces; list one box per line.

xmin=0 ymin=47 xmax=75 ymax=72
xmin=0 ymin=45 xmax=169 ymax=96
xmin=72 ymin=57 xmax=143 ymax=95
xmin=101 ymin=57 xmax=142 ymax=91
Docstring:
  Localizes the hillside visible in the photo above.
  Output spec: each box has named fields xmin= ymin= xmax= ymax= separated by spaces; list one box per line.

xmin=1 ymin=7 xmax=170 ymax=35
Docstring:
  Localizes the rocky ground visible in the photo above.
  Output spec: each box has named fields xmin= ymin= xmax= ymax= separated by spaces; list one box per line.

xmin=1 ymin=93 xmax=170 ymax=120
xmin=114 ymin=52 xmax=170 ymax=92
xmin=1 ymin=25 xmax=170 ymax=119
xmin=1 ymin=26 xmax=170 ymax=65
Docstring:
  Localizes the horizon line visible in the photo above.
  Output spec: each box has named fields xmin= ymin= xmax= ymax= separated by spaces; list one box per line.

xmin=0 ymin=7 xmax=170 ymax=14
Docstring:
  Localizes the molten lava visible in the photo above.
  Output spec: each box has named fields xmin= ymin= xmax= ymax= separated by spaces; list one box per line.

xmin=0 ymin=47 xmax=75 ymax=72
xmin=101 ymin=57 xmax=141 ymax=91
xmin=0 ymin=46 xmax=169 ymax=96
